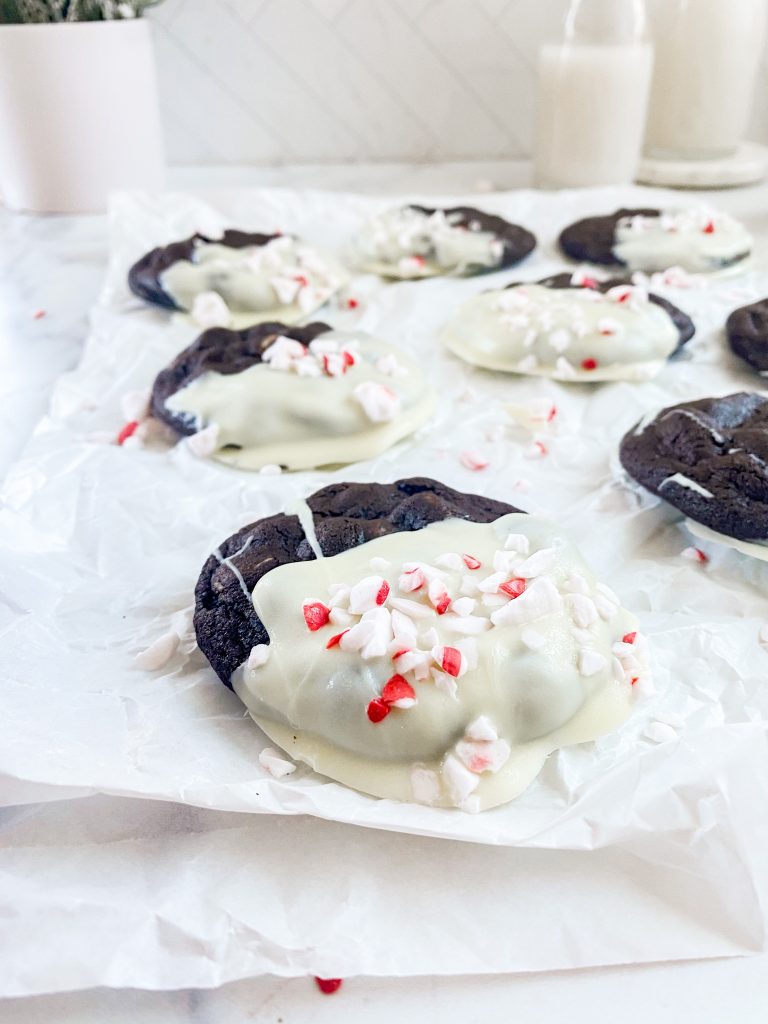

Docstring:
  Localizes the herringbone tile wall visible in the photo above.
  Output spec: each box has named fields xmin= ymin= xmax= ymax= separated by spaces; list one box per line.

xmin=148 ymin=0 xmax=768 ymax=165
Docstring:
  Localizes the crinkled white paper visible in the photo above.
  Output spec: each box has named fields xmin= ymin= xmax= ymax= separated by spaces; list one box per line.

xmin=2 ymin=185 xmax=768 ymax=993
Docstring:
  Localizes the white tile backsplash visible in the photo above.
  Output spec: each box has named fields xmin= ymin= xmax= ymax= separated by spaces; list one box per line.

xmin=148 ymin=0 xmax=768 ymax=166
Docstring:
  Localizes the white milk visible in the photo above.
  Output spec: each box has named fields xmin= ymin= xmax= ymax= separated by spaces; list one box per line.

xmin=644 ymin=0 xmax=767 ymax=159
xmin=534 ymin=43 xmax=653 ymax=188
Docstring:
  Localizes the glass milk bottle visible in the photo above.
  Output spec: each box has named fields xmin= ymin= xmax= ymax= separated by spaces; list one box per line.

xmin=534 ymin=0 xmax=654 ymax=188
xmin=644 ymin=0 xmax=767 ymax=160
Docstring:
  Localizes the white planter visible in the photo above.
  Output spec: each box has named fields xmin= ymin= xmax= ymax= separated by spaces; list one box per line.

xmin=0 ymin=18 xmax=165 ymax=213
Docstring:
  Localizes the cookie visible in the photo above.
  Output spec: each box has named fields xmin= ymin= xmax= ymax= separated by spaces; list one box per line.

xmin=151 ymin=322 xmax=435 ymax=471
xmin=726 ymin=298 xmax=768 ymax=374
xmin=128 ymin=230 xmax=346 ymax=325
xmin=559 ymin=207 xmax=751 ymax=273
xmin=441 ymin=271 xmax=694 ymax=382
xmin=353 ymin=204 xmax=536 ymax=279
xmin=195 ymin=478 xmax=645 ymax=810
xmin=619 ymin=392 xmax=768 ymax=543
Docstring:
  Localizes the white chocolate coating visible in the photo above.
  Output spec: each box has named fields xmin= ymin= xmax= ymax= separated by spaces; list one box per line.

xmin=233 ymin=514 xmax=643 ymax=810
xmin=354 ymin=206 xmax=504 ymax=279
xmin=165 ymin=330 xmax=435 ymax=471
xmin=685 ymin=518 xmax=768 ymax=561
xmin=441 ymin=281 xmax=680 ymax=382
xmin=613 ymin=208 xmax=751 ymax=273
xmin=160 ymin=235 xmax=346 ymax=322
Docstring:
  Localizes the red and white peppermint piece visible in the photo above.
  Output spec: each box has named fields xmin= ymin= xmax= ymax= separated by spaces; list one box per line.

xmin=432 ymin=645 xmax=465 ymax=678
xmin=116 ymin=420 xmax=140 ymax=446
xmin=360 ymin=607 xmax=393 ymax=659
xmin=491 ymin=577 xmax=562 ymax=627
xmin=369 ymin=556 xmax=391 ymax=572
xmin=398 ymin=567 xmax=426 ymax=593
xmin=520 ymin=627 xmax=545 ymax=650
xmin=456 ymin=737 xmax=511 ymax=775
xmin=499 ymin=578 xmax=526 ymax=599
xmin=325 ymin=630 xmax=348 ymax=649
xmin=597 ymin=317 xmax=621 ymax=336
xmin=322 ymin=351 xmax=347 ymax=377
xmin=302 ymin=600 xmax=331 ymax=631
xmin=459 ymin=450 xmax=489 ymax=471
xmin=348 ymin=575 xmax=389 ymax=614
xmin=622 ymin=631 xmax=637 ymax=645
xmin=427 ymin=578 xmax=451 ymax=615
xmin=314 ymin=977 xmax=343 ymax=995
xmin=375 ymin=353 xmax=407 ymax=377
xmin=367 ymin=697 xmax=390 ymax=723
xmin=681 ymin=546 xmax=709 ymax=564
xmin=353 ymin=380 xmax=401 ymax=423
xmin=462 ymin=553 xmax=482 ymax=570
xmin=381 ymin=674 xmax=417 ymax=709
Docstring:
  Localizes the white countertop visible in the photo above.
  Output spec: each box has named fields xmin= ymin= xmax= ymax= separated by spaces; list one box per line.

xmin=1 ymin=162 xmax=768 ymax=1022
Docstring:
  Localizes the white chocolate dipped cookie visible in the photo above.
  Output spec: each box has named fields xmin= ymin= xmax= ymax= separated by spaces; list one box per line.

xmin=352 ymin=204 xmax=536 ymax=279
xmin=559 ymin=206 xmax=752 ymax=274
xmin=151 ymin=322 xmax=435 ymax=471
xmin=194 ymin=479 xmax=646 ymax=812
xmin=441 ymin=273 xmax=695 ymax=382
xmin=128 ymin=229 xmax=347 ymax=327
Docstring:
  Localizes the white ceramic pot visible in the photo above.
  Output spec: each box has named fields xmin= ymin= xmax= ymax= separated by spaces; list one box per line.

xmin=0 ymin=18 xmax=165 ymax=213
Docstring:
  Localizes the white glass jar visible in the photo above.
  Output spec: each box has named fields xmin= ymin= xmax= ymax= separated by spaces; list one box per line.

xmin=534 ymin=0 xmax=653 ymax=188
xmin=644 ymin=0 xmax=767 ymax=160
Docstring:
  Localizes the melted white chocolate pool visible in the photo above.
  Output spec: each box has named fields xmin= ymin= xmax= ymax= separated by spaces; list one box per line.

xmin=441 ymin=281 xmax=680 ymax=382
xmin=165 ymin=330 xmax=435 ymax=471
xmin=232 ymin=514 xmax=644 ymax=810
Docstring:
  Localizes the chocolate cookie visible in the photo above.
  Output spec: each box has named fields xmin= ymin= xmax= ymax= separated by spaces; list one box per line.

xmin=619 ymin=392 xmax=768 ymax=540
xmin=441 ymin=271 xmax=694 ymax=382
xmin=354 ymin=204 xmax=536 ymax=279
xmin=559 ymin=209 xmax=659 ymax=267
xmin=559 ymin=207 xmax=752 ymax=273
xmin=726 ymin=299 xmax=768 ymax=374
xmin=194 ymin=478 xmax=521 ymax=687
xmin=151 ymin=321 xmax=331 ymax=437
xmin=129 ymin=230 xmax=279 ymax=310
xmin=151 ymin=322 xmax=435 ymax=471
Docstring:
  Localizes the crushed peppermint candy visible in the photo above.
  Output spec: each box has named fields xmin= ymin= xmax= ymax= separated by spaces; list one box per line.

xmin=262 ymin=334 xmax=360 ymax=378
xmin=353 ymin=380 xmax=401 ymax=423
xmin=681 ymin=546 xmax=709 ymax=564
xmin=191 ymin=290 xmax=232 ymax=328
xmin=297 ymin=530 xmax=646 ymax=726
xmin=459 ymin=450 xmax=490 ymax=471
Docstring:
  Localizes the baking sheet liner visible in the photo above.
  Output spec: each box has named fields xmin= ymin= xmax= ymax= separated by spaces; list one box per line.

xmin=1 ymin=185 xmax=767 ymax=993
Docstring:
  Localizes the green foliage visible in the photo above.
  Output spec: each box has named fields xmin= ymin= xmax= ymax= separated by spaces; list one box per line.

xmin=0 ymin=0 xmax=163 ymax=22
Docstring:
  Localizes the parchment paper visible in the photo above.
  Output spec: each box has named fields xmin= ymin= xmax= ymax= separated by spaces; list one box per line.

xmin=1 ymin=185 xmax=767 ymax=993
